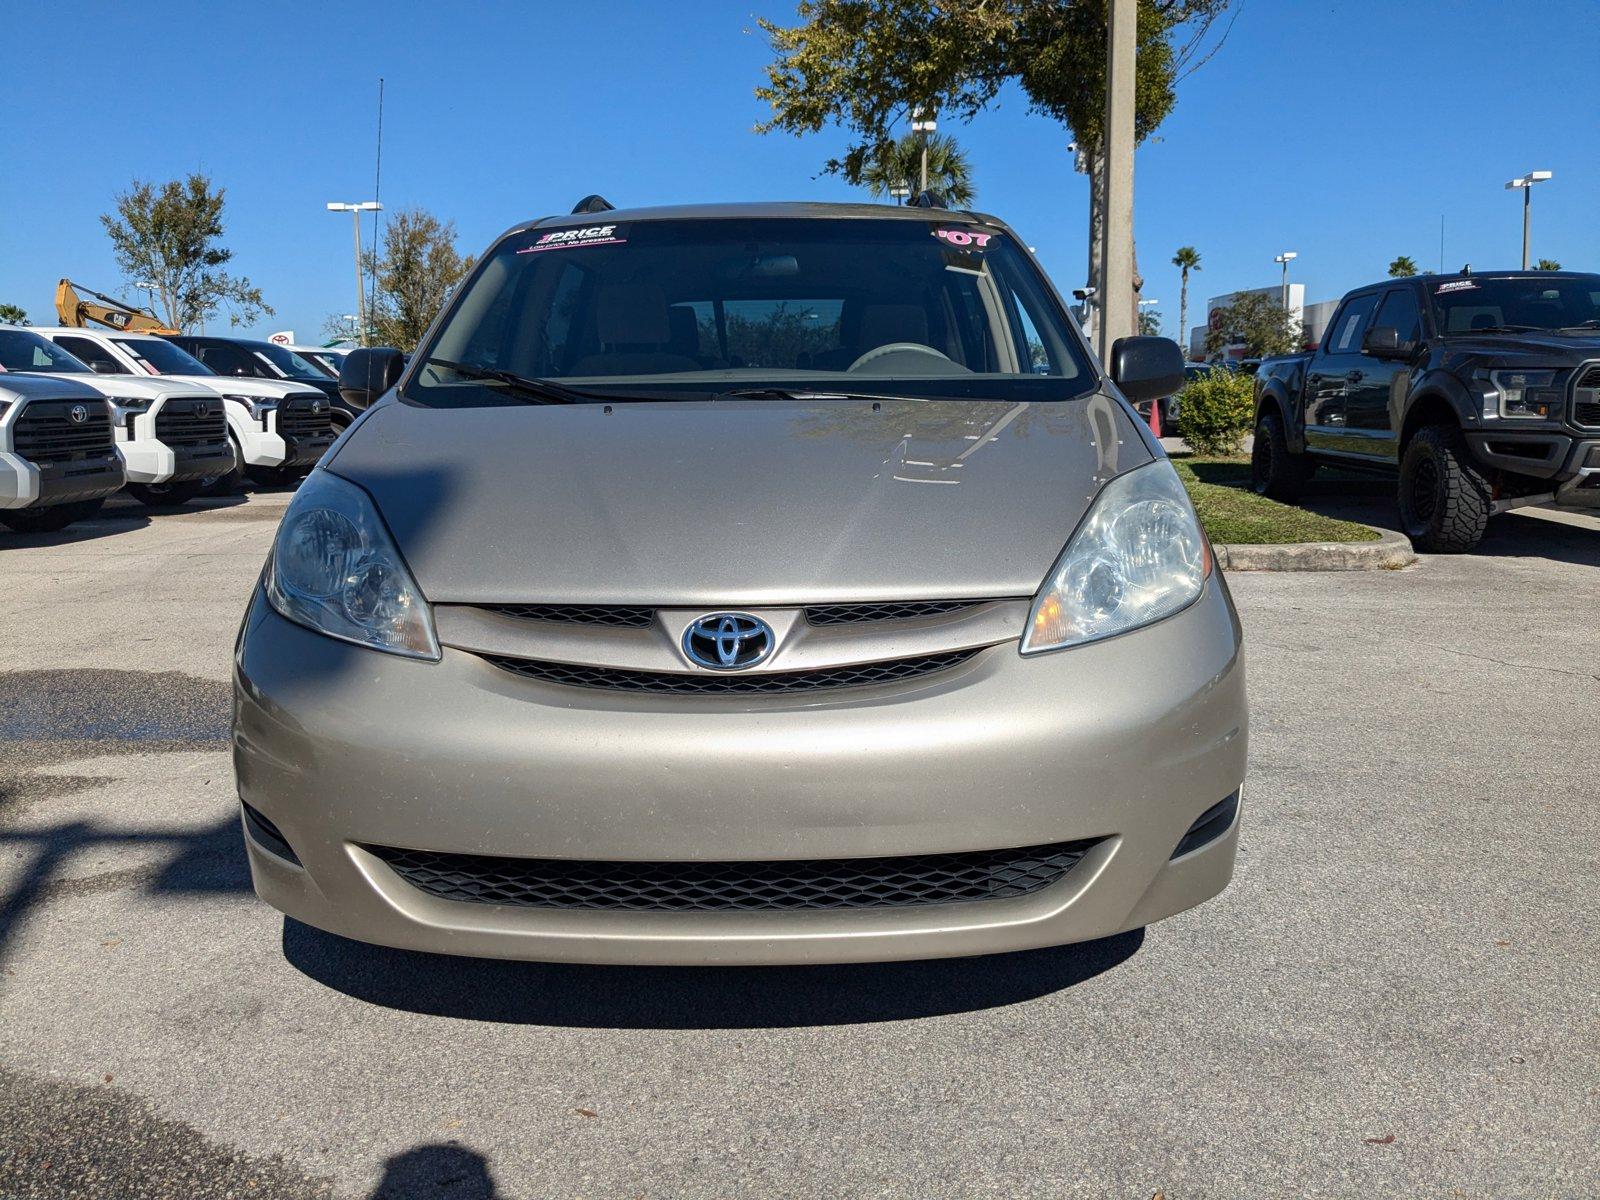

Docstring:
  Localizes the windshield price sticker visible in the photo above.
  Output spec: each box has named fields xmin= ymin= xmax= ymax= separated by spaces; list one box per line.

xmin=932 ymin=228 xmax=993 ymax=248
xmin=518 ymin=224 xmax=627 ymax=253
xmin=1436 ymin=279 xmax=1478 ymax=294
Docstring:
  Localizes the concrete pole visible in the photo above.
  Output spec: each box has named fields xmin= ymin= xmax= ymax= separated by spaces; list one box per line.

xmin=1521 ymin=185 xmax=1531 ymax=271
xmin=351 ymin=209 xmax=368 ymax=347
xmin=1098 ymin=0 xmax=1137 ymax=363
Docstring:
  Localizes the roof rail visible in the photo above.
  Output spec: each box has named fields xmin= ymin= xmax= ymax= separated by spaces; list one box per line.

xmin=571 ymin=194 xmax=616 ymax=215
xmin=907 ymin=190 xmax=948 ymax=210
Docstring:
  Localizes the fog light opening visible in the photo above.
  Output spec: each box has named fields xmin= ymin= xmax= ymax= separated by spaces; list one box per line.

xmin=1170 ymin=790 xmax=1240 ymax=860
xmin=241 ymin=802 xmax=302 ymax=866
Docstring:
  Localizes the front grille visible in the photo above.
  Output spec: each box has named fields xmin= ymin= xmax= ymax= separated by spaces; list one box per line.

xmin=11 ymin=400 xmax=114 ymax=462
xmin=1572 ymin=364 xmax=1600 ymax=428
xmin=805 ymin=600 xmax=989 ymax=625
xmin=483 ymin=604 xmax=654 ymax=627
xmin=276 ymin=395 xmax=335 ymax=439
xmin=483 ymin=647 xmax=980 ymax=694
xmin=368 ymin=838 xmax=1098 ymax=912
xmin=154 ymin=401 xmax=227 ymax=447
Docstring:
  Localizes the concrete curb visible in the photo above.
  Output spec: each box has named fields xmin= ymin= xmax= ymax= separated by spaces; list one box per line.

xmin=1215 ymin=526 xmax=1417 ymax=572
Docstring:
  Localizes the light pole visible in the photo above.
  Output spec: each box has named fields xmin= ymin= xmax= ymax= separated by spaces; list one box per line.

xmin=326 ymin=201 xmax=381 ymax=345
xmin=1138 ymin=297 xmax=1159 ymax=334
xmin=910 ymin=108 xmax=937 ymax=193
xmin=1504 ymin=171 xmax=1552 ymax=269
xmin=1274 ymin=251 xmax=1298 ymax=311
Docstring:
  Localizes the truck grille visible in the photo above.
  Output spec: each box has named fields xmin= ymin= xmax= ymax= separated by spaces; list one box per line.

xmin=11 ymin=400 xmax=113 ymax=463
xmin=1572 ymin=363 xmax=1600 ymax=428
xmin=276 ymin=394 xmax=335 ymax=439
xmin=154 ymin=400 xmax=228 ymax=447
xmin=482 ymin=648 xmax=980 ymax=694
xmin=367 ymin=838 xmax=1099 ymax=912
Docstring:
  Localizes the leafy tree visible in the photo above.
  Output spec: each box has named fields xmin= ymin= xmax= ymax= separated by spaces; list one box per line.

xmin=1171 ymin=245 xmax=1200 ymax=348
xmin=99 ymin=174 xmax=270 ymax=331
xmin=362 ymin=208 xmax=476 ymax=352
xmin=1139 ymin=308 xmax=1162 ymax=336
xmin=1388 ymin=255 xmax=1418 ymax=277
xmin=861 ymin=132 xmax=975 ymax=205
xmin=755 ymin=0 xmax=1235 ymax=332
xmin=1535 ymin=258 xmax=1562 ymax=271
xmin=1204 ymin=291 xmax=1300 ymax=359
xmin=0 ymin=303 xmax=27 ymax=325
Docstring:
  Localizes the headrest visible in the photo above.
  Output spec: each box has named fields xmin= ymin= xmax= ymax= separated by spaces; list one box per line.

xmin=1469 ymin=312 xmax=1498 ymax=330
xmin=667 ymin=306 xmax=701 ymax=354
xmin=597 ymin=284 xmax=670 ymax=346
xmin=858 ymin=304 xmax=929 ymax=350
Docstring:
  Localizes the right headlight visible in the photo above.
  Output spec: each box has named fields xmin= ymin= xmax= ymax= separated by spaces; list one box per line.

xmin=1481 ymin=369 xmax=1563 ymax=419
xmin=1021 ymin=459 xmax=1210 ymax=655
xmin=265 ymin=469 xmax=440 ymax=660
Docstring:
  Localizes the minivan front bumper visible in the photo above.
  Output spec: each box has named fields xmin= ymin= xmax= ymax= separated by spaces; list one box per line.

xmin=234 ymin=579 xmax=1248 ymax=965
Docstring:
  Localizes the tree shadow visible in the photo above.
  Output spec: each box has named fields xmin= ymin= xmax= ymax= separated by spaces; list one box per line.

xmin=283 ymin=919 xmax=1143 ymax=1029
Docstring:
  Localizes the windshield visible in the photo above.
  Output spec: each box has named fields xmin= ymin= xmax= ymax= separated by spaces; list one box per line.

xmin=255 ymin=343 xmax=333 ymax=380
xmin=114 ymin=337 xmax=213 ymax=375
xmin=1430 ymin=274 xmax=1600 ymax=333
xmin=299 ymin=350 xmax=343 ymax=378
xmin=406 ymin=216 xmax=1094 ymax=407
xmin=0 ymin=329 xmax=91 ymax=373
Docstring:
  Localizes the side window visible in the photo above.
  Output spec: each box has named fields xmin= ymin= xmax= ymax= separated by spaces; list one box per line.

xmin=196 ymin=343 xmax=254 ymax=375
xmin=54 ymin=336 xmax=128 ymax=374
xmin=1374 ymin=287 xmax=1423 ymax=345
xmin=1330 ymin=293 xmax=1380 ymax=353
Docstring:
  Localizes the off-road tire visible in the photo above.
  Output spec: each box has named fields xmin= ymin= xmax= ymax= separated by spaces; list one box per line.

xmin=127 ymin=479 xmax=205 ymax=509
xmin=0 ymin=497 xmax=105 ymax=534
xmin=1398 ymin=423 xmax=1491 ymax=553
xmin=1250 ymin=409 xmax=1313 ymax=502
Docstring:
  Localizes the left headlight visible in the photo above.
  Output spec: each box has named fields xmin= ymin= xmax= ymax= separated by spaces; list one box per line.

xmin=1022 ymin=459 xmax=1210 ymax=655
xmin=265 ymin=469 xmax=440 ymax=660
xmin=224 ymin=393 xmax=277 ymax=420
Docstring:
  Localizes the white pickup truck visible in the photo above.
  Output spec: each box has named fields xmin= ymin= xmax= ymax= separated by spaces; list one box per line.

xmin=0 ymin=374 xmax=125 ymax=532
xmin=0 ymin=327 xmax=234 ymax=506
xmin=33 ymin=327 xmax=337 ymax=489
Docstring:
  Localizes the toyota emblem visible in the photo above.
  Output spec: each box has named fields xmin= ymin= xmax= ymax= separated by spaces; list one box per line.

xmin=682 ymin=613 xmax=775 ymax=671
xmin=69 ymin=404 xmax=88 ymax=424
xmin=194 ymin=403 xmax=209 ymax=418
xmin=311 ymin=400 xmax=323 ymax=413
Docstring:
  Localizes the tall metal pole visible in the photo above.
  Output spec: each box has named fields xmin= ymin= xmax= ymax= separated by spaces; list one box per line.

xmin=1281 ymin=258 xmax=1289 ymax=310
xmin=1521 ymin=184 xmax=1531 ymax=270
xmin=1097 ymin=0 xmax=1137 ymax=363
xmin=351 ymin=208 xmax=368 ymax=347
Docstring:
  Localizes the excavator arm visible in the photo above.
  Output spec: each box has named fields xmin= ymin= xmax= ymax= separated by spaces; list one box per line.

xmin=54 ymin=279 xmax=178 ymax=336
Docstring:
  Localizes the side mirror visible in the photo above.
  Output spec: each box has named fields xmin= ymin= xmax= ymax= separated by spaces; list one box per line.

xmin=1109 ymin=335 xmax=1185 ymax=403
xmin=88 ymin=360 xmax=119 ymax=375
xmin=1363 ymin=326 xmax=1405 ymax=359
xmin=338 ymin=347 xmax=406 ymax=410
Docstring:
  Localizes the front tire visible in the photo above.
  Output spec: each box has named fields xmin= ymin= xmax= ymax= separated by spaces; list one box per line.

xmin=126 ymin=479 xmax=205 ymax=509
xmin=0 ymin=498 xmax=105 ymax=534
xmin=1250 ymin=410 xmax=1312 ymax=501
xmin=1398 ymin=424 xmax=1491 ymax=553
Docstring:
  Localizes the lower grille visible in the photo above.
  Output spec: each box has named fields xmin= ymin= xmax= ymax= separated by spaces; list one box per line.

xmin=155 ymin=402 xmax=228 ymax=447
xmin=368 ymin=838 xmax=1098 ymax=912
xmin=483 ymin=647 xmax=980 ymax=694
xmin=12 ymin=401 xmax=113 ymax=462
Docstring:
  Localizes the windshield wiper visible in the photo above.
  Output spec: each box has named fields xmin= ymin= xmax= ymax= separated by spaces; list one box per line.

xmin=718 ymin=387 xmax=933 ymax=404
xmin=1450 ymin=324 xmax=1543 ymax=335
xmin=422 ymin=357 xmax=594 ymax=404
xmin=1555 ymin=320 xmax=1600 ymax=332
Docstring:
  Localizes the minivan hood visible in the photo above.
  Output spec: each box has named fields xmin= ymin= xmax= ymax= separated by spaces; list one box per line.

xmin=329 ymin=394 xmax=1152 ymax=606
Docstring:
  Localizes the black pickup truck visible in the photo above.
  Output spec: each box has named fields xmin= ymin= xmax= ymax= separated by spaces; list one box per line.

xmin=1253 ymin=270 xmax=1600 ymax=551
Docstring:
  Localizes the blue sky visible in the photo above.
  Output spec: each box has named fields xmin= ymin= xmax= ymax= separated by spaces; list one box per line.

xmin=5 ymin=0 xmax=1598 ymax=347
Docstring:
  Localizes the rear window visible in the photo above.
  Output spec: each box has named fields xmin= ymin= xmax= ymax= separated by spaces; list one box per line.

xmin=406 ymin=216 xmax=1095 ymax=407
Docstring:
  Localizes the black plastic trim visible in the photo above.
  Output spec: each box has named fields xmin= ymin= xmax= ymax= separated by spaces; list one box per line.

xmin=1171 ymin=791 xmax=1239 ymax=860
xmin=241 ymin=802 xmax=301 ymax=866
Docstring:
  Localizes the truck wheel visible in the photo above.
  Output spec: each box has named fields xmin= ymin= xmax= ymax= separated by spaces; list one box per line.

xmin=1398 ymin=424 xmax=1491 ymax=553
xmin=0 ymin=498 xmax=105 ymax=534
xmin=1250 ymin=410 xmax=1311 ymax=502
xmin=127 ymin=480 xmax=205 ymax=509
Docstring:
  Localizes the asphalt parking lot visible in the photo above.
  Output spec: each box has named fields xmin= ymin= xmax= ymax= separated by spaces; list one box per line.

xmin=2 ymin=488 xmax=1597 ymax=1199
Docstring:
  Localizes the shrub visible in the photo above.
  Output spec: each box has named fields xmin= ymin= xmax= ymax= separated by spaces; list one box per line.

xmin=1175 ymin=368 xmax=1256 ymax=456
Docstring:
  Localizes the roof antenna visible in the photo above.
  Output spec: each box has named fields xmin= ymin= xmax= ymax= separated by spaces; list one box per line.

xmin=571 ymin=194 xmax=615 ymax=215
xmin=1461 ymin=263 xmax=1472 ymax=276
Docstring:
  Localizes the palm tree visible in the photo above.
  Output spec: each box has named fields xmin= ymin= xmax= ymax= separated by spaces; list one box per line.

xmin=1171 ymin=247 xmax=1201 ymax=352
xmin=1388 ymin=255 xmax=1418 ymax=277
xmin=861 ymin=134 xmax=975 ymax=207
xmin=1535 ymin=258 xmax=1562 ymax=271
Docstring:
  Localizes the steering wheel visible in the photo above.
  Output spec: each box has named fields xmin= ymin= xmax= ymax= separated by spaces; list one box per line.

xmin=847 ymin=342 xmax=953 ymax=372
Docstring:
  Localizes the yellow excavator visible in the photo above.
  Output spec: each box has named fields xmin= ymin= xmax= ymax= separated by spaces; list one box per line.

xmin=54 ymin=278 xmax=178 ymax=335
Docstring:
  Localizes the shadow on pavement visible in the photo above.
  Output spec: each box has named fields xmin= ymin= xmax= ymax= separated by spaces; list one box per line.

xmin=0 ymin=510 xmax=151 ymax=549
xmin=282 ymin=919 xmax=1144 ymax=1028
xmin=1299 ymin=490 xmax=1600 ymax=566
xmin=368 ymin=1143 xmax=502 ymax=1199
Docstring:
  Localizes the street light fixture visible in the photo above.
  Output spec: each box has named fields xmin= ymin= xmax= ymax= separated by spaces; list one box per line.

xmin=889 ymin=182 xmax=911 ymax=205
xmin=1504 ymin=170 xmax=1552 ymax=270
xmin=1273 ymin=251 xmax=1298 ymax=311
xmin=326 ymin=201 xmax=382 ymax=346
xmin=910 ymin=107 xmax=937 ymax=193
